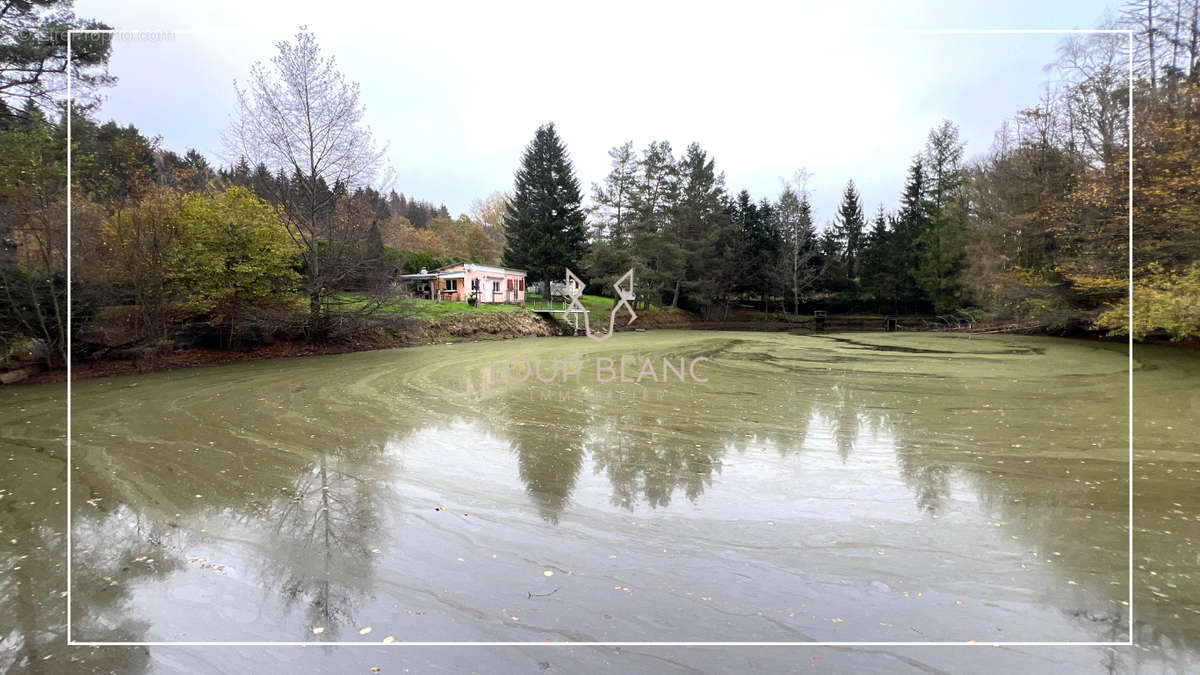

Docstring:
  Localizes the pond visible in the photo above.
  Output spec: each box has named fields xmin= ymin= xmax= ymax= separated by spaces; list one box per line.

xmin=1 ymin=331 xmax=1196 ymax=673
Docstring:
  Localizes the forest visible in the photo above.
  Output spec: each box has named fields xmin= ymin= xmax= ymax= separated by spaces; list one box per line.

xmin=507 ymin=10 xmax=1198 ymax=336
xmin=1 ymin=0 xmax=1198 ymax=377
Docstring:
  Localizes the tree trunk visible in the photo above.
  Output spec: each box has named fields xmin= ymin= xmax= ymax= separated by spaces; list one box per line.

xmin=308 ymin=289 xmax=322 ymax=338
xmin=1148 ymin=0 xmax=1158 ymax=89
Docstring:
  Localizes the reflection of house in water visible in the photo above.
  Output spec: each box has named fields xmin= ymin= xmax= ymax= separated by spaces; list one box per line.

xmin=397 ymin=262 xmax=526 ymax=304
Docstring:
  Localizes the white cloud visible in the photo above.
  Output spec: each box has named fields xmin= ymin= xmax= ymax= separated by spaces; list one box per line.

xmin=78 ymin=0 xmax=1111 ymax=221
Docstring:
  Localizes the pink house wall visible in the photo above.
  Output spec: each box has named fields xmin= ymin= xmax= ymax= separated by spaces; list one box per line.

xmin=436 ymin=263 xmax=525 ymax=304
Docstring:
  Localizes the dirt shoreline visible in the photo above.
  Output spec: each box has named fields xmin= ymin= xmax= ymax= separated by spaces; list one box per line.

xmin=5 ymin=314 xmax=1177 ymax=386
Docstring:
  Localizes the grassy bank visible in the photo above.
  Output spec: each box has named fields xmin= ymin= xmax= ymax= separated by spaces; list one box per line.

xmin=10 ymin=293 xmax=1140 ymax=386
xmin=331 ymin=294 xmax=526 ymax=320
xmin=526 ymin=292 xmax=699 ymax=329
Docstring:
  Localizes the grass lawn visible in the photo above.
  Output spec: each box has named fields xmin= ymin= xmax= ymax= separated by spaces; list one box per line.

xmin=525 ymin=292 xmax=691 ymax=326
xmin=331 ymin=293 xmax=526 ymax=321
xmin=526 ymin=292 xmax=622 ymax=322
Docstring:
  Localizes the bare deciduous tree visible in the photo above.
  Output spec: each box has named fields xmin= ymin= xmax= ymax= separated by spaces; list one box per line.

xmin=226 ymin=28 xmax=387 ymax=336
xmin=779 ymin=169 xmax=824 ymax=316
xmin=1055 ymin=27 xmax=1129 ymax=171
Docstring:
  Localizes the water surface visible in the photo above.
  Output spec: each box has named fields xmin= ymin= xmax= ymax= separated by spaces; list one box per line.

xmin=1 ymin=331 xmax=1196 ymax=672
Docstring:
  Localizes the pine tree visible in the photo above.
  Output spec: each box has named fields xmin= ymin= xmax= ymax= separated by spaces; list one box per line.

xmin=727 ymin=191 xmax=782 ymax=316
xmin=501 ymin=123 xmax=588 ymax=291
xmin=859 ymin=205 xmax=893 ymax=302
xmin=590 ymin=141 xmax=638 ymax=246
xmin=232 ymin=156 xmax=252 ymax=185
xmin=671 ymin=143 xmax=727 ymax=307
xmin=914 ymin=121 xmax=967 ymax=313
xmin=832 ymin=179 xmax=866 ymax=290
xmin=627 ymin=140 xmax=679 ymax=308
xmin=696 ymin=199 xmax=746 ymax=320
xmin=586 ymin=141 xmax=638 ymax=291
xmin=892 ymin=158 xmax=930 ymax=311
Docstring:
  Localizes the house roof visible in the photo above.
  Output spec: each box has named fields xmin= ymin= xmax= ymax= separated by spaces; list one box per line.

xmin=434 ymin=262 xmax=526 ymax=275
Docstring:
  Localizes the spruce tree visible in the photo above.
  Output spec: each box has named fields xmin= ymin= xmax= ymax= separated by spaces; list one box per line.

xmin=671 ymin=143 xmax=727 ymax=307
xmin=892 ymin=158 xmax=930 ymax=311
xmin=832 ymin=180 xmax=866 ymax=288
xmin=626 ymin=140 xmax=679 ymax=308
xmin=728 ymin=191 xmax=782 ymax=315
xmin=502 ymin=123 xmax=588 ymax=291
xmin=859 ymin=206 xmax=893 ymax=303
xmin=913 ymin=121 xmax=967 ymax=313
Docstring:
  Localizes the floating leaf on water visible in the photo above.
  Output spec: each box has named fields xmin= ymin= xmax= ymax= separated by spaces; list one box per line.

xmin=359 ymin=627 xmax=372 ymax=635
xmin=382 ymin=636 xmax=395 ymax=644
xmin=312 ymin=626 xmax=324 ymax=635
xmin=543 ymin=570 xmax=554 ymax=577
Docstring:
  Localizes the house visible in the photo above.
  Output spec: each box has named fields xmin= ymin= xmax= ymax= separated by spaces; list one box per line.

xmin=398 ymin=263 xmax=526 ymax=305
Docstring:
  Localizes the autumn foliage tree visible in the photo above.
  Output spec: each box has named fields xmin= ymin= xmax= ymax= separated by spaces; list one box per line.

xmin=166 ymin=187 xmax=299 ymax=345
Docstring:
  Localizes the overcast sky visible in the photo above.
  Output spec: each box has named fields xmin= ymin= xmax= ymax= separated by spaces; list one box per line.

xmin=77 ymin=0 xmax=1114 ymax=226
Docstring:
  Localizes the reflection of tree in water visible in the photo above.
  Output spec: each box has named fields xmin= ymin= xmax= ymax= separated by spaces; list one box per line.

xmin=0 ymin=437 xmax=169 ymax=673
xmin=70 ymin=504 xmax=185 ymax=641
xmin=252 ymin=435 xmax=393 ymax=639
xmin=588 ymin=414 xmax=723 ymax=510
xmin=872 ymin=383 xmax=951 ymax=514
xmin=863 ymin=377 xmax=1145 ymax=650
xmin=414 ymin=342 xmax=1186 ymax=667
xmin=491 ymin=388 xmax=586 ymax=524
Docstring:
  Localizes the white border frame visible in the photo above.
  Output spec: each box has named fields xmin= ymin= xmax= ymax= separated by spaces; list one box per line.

xmin=65 ymin=27 xmax=1136 ymax=648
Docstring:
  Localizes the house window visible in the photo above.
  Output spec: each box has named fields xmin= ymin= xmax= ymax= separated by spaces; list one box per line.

xmin=518 ymin=279 xmax=525 ymax=292
xmin=444 ymin=279 xmax=458 ymax=292
xmin=493 ymin=281 xmax=501 ymax=293
xmin=471 ymin=279 xmax=479 ymax=291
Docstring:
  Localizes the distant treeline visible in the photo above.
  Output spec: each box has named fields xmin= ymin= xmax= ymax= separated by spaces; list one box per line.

xmin=0 ymin=100 xmax=509 ymax=363
xmin=501 ymin=8 xmax=1200 ymax=339
xmin=2 ymin=0 xmax=1199 ymax=376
